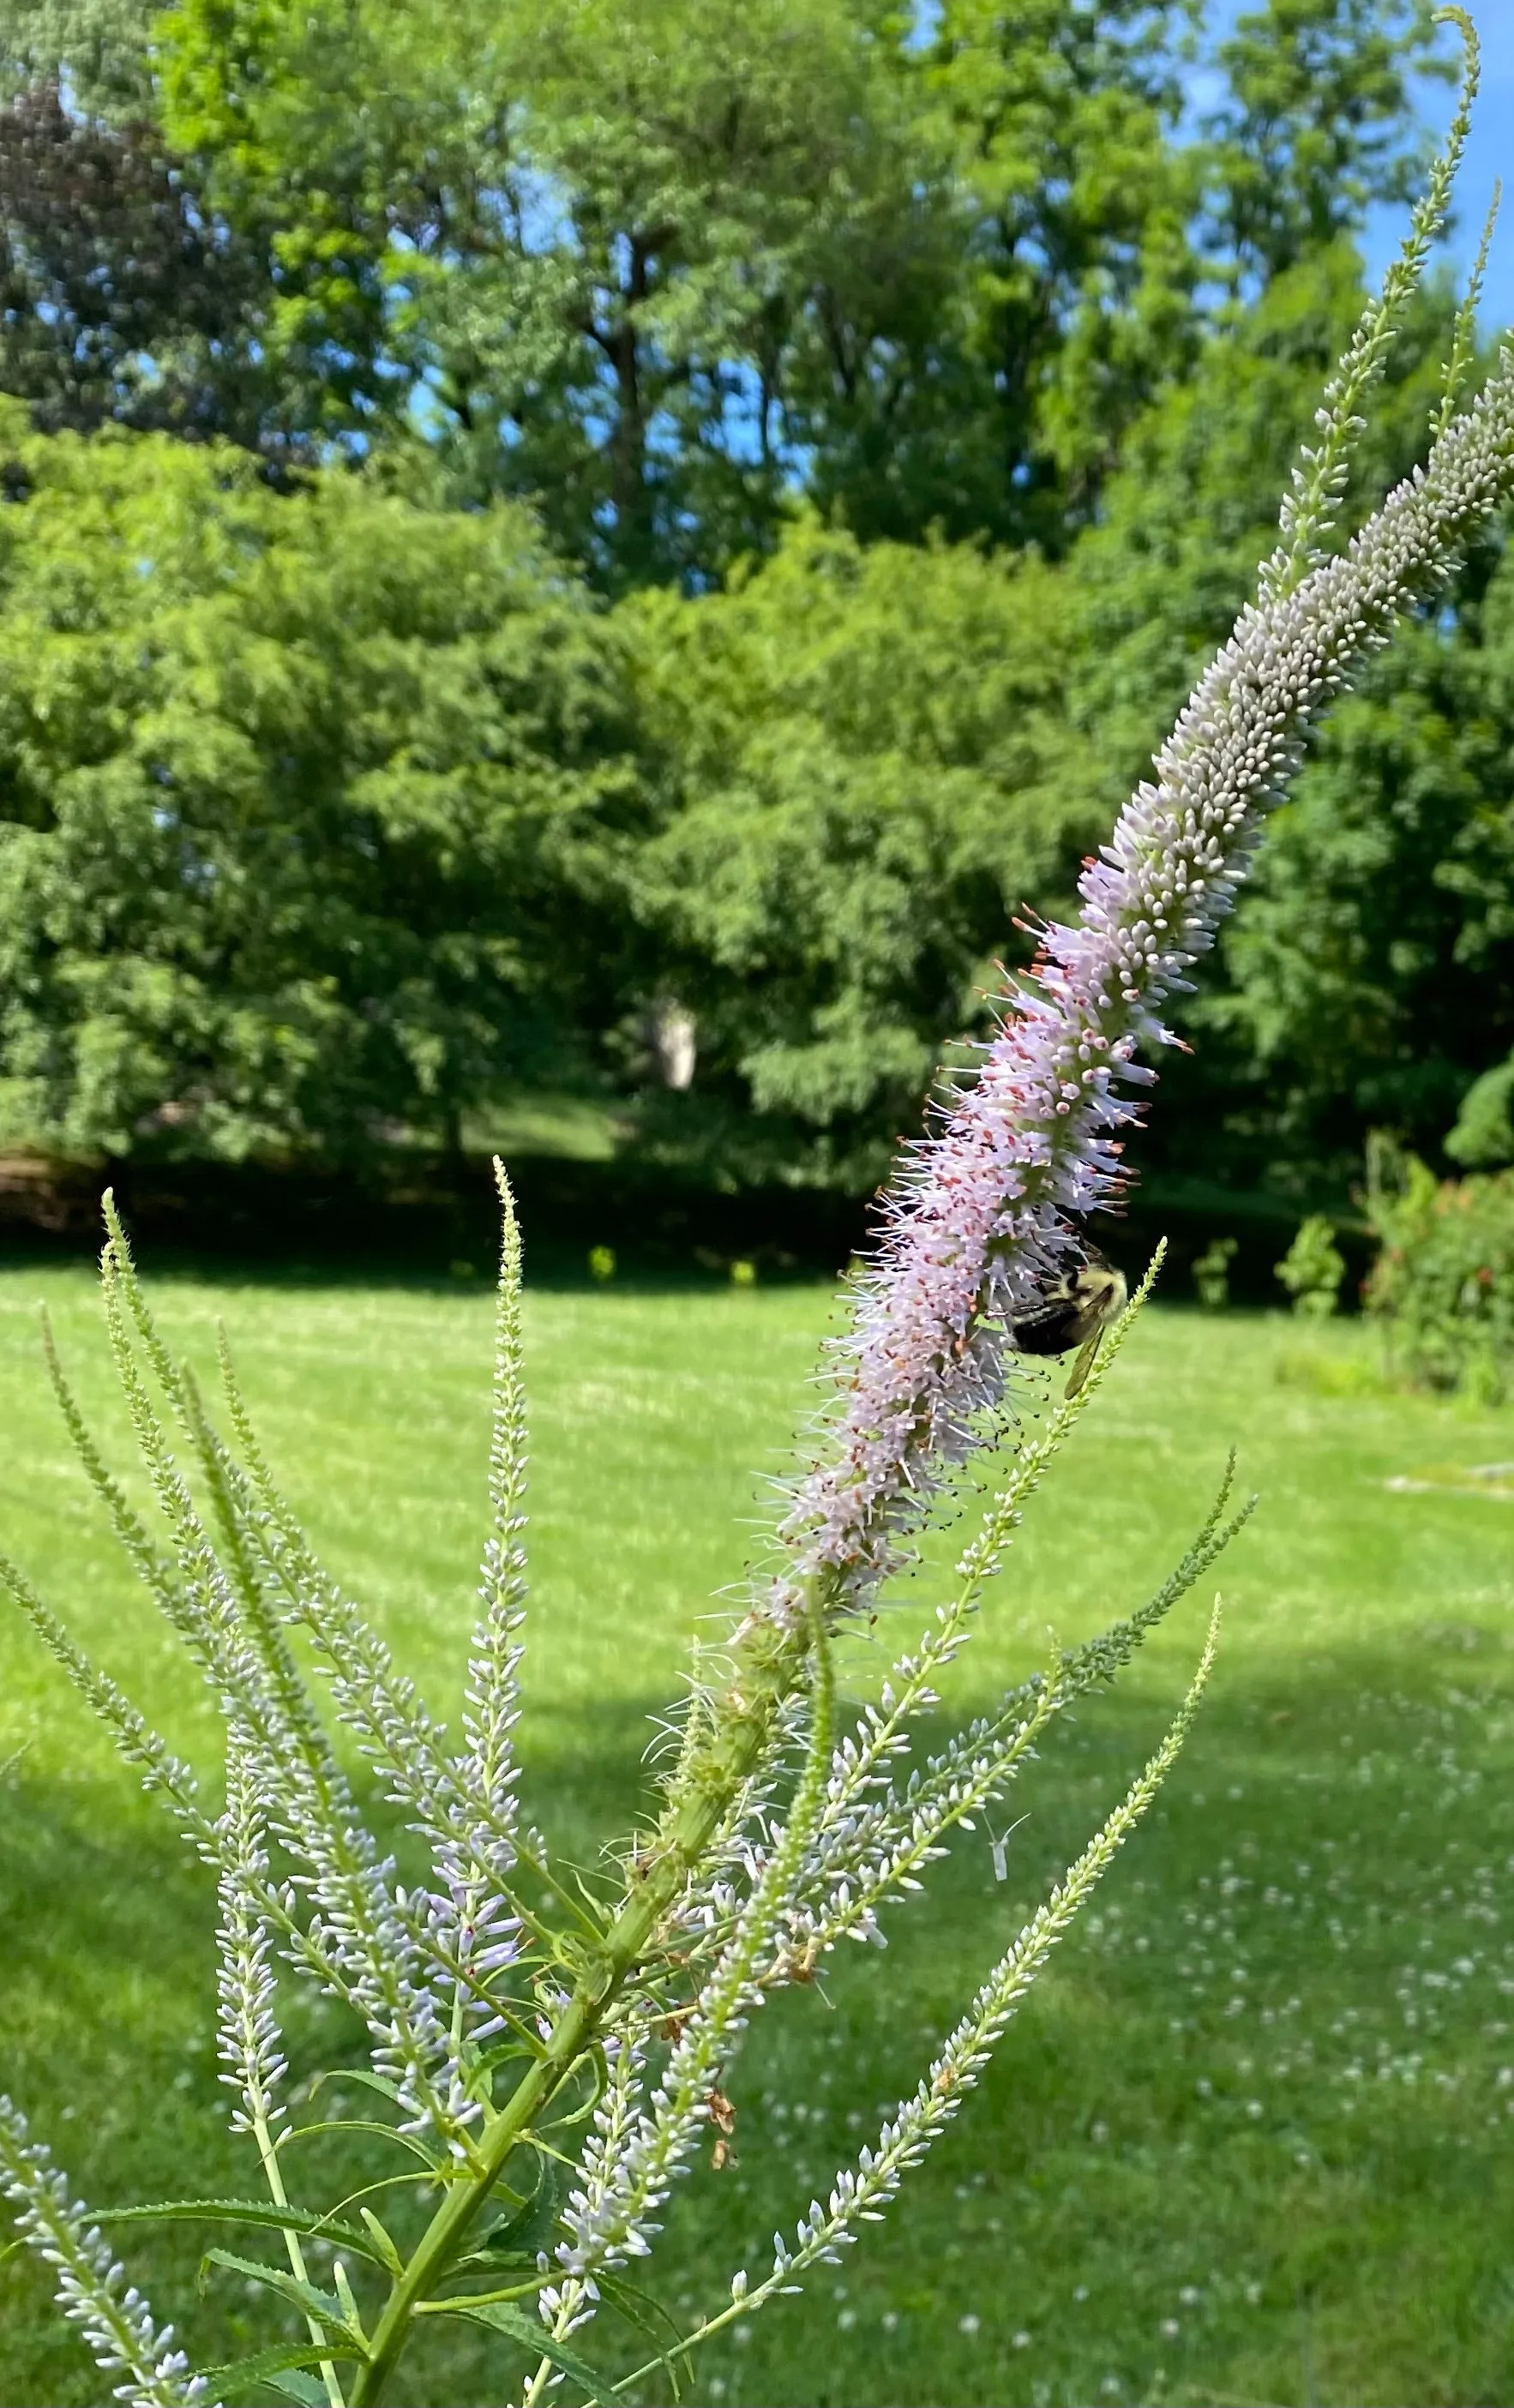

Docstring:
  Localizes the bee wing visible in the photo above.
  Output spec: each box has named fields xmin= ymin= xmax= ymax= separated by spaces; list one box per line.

xmin=1063 ymin=1329 xmax=1105 ymax=1399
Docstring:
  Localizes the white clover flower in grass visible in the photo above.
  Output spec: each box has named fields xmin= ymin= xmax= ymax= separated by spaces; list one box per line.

xmin=613 ymin=1618 xmax=1220 ymax=2392
xmin=3 ymin=35 xmax=1514 ymax=2404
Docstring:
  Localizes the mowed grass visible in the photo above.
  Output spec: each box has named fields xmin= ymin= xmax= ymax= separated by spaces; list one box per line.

xmin=3 ymin=1258 xmax=1514 ymax=2408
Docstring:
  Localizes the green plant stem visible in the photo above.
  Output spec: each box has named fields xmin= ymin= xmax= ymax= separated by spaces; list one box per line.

xmin=521 ymin=1582 xmax=838 ymax=2408
xmin=255 ymin=2112 xmax=345 ymax=2408
xmin=346 ymin=1646 xmax=800 ymax=2407
xmin=413 ymin=2276 xmax=545 ymax=2315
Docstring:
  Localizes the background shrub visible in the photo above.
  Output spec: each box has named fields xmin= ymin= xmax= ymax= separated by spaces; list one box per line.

xmin=1275 ymin=1216 xmax=1346 ymax=1318
xmin=1363 ymin=1137 xmax=1514 ymax=1396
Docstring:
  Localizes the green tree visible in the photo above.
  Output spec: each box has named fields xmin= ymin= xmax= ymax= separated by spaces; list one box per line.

xmin=117 ymin=0 xmax=1449 ymax=581
xmin=153 ymin=0 xmax=507 ymax=453
xmin=620 ymin=515 xmax=1099 ymax=1185
xmin=0 ymin=0 xmax=159 ymax=117
xmin=796 ymin=0 xmax=1444 ymax=555
xmin=1211 ymin=547 xmax=1514 ymax=1190
xmin=1068 ymin=241 xmax=1457 ymax=791
xmin=153 ymin=0 xmax=934 ymax=584
xmin=0 ymin=2 xmax=294 ymax=451
xmin=1198 ymin=0 xmax=1444 ymax=283
xmin=413 ymin=0 xmax=936 ymax=585
xmin=0 ymin=409 xmax=652 ymax=1161
xmin=1061 ymin=237 xmax=1514 ymax=1204
xmin=0 ymin=0 xmax=1479 ymax=1198
xmin=796 ymin=0 xmax=1199 ymax=554
xmin=0 ymin=81 xmax=276 ymax=447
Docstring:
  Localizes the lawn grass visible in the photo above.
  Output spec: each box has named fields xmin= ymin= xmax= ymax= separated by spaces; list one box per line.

xmin=3 ymin=1257 xmax=1514 ymax=2407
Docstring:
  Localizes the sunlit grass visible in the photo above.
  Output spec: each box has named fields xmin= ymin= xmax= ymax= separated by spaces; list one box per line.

xmin=3 ymin=1258 xmax=1513 ymax=2406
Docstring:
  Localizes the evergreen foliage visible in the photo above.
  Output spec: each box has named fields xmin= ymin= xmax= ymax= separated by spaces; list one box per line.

xmin=0 ymin=82 xmax=273 ymax=445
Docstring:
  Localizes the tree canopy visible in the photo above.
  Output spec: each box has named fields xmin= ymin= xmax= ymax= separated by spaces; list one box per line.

xmin=2 ymin=0 xmax=1451 ymax=579
xmin=0 ymin=0 xmax=1506 ymax=1212
xmin=0 ymin=409 xmax=651 ymax=1160
xmin=625 ymin=517 xmax=1100 ymax=1184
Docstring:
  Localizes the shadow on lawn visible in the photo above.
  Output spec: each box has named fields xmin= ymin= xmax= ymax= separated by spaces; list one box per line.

xmin=4 ymin=1623 xmax=1511 ymax=2081
xmin=3 ymin=1629 xmax=1513 ymax=2404
xmin=0 ymin=1147 xmax=1334 ymax=1305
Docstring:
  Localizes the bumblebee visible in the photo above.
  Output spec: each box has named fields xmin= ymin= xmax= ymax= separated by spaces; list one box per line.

xmin=1010 ymin=1252 xmax=1128 ymax=1399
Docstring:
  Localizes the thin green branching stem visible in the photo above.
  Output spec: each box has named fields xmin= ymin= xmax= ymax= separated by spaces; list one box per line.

xmin=0 ymin=1549 xmax=384 ymax=2034
xmin=210 ymin=1316 xmax=595 ymax=1952
xmin=219 ymin=1738 xmax=345 ymax=2405
xmin=754 ymin=1468 xmax=1250 ymax=1990
xmin=1433 ymin=175 xmax=1501 ymax=441
xmin=0 ymin=1549 xmax=205 ymax=1828
xmin=612 ymin=1604 xmax=1223 ymax=2399
xmin=102 ymin=1204 xmax=450 ymax=1836
xmin=253 ymin=2113 xmax=345 ymax=2408
xmin=87 ymin=1211 xmax=553 ymax=2115
xmin=462 ymin=1158 xmax=530 ymax=1830
xmin=347 ymin=1589 xmax=832 ymax=2405
xmin=344 ymin=1842 xmax=701 ymax=2401
xmin=95 ymin=1268 xmax=465 ymax=2147
xmin=520 ymin=1590 xmax=838 ymax=2404
xmin=844 ymin=1474 xmax=1253 ymax=1858
xmin=412 ymin=2277 xmax=546 ymax=2316
xmin=99 ymin=1320 xmax=462 ymax=2144
xmin=40 ymin=1309 xmax=178 ymax=1604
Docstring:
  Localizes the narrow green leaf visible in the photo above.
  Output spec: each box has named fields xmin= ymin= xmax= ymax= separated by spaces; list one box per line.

xmin=480 ymin=2158 xmax=560 ymax=2260
xmin=417 ymin=2273 xmax=544 ymax=2308
xmin=476 ymin=2034 xmax=545 ymax=2077
xmin=357 ymin=2207 xmax=403 ymax=2276
xmin=309 ymin=2069 xmax=402 ymax=2108
xmin=598 ymin=2273 xmax=693 ymax=2394
xmin=267 ymin=2375 xmax=328 ymax=2406
xmin=95 ymin=2197 xmax=386 ymax=2264
xmin=200 ymin=2343 xmax=362 ymax=2400
xmin=201 ymin=2248 xmax=357 ymax=2340
xmin=424 ymin=2298 xmax=608 ymax=2397
xmin=279 ymin=2117 xmax=442 ymax=2168
xmin=332 ymin=2258 xmax=369 ymax=2345
xmin=523 ymin=2133 xmax=582 ymax=2170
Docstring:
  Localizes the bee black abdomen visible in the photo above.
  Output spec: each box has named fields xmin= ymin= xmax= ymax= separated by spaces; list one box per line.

xmin=1010 ymin=1302 xmax=1088 ymax=1356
